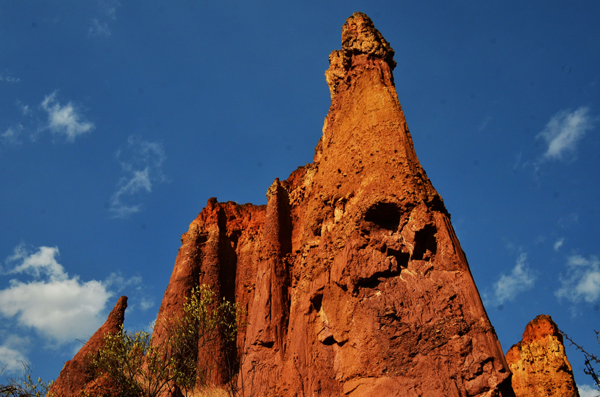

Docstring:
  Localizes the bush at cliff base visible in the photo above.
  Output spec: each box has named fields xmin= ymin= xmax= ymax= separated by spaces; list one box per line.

xmin=87 ymin=285 xmax=242 ymax=397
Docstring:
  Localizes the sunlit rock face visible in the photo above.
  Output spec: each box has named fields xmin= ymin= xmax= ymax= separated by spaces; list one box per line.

xmin=506 ymin=314 xmax=580 ymax=397
xmin=49 ymin=296 xmax=127 ymax=397
xmin=149 ymin=12 xmax=515 ymax=396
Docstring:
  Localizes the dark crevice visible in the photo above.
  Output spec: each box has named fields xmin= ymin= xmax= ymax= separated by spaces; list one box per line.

xmin=388 ymin=248 xmax=410 ymax=268
xmin=311 ymin=293 xmax=323 ymax=312
xmin=365 ymin=202 xmax=401 ymax=231
xmin=228 ymin=229 xmax=241 ymax=247
xmin=196 ymin=233 xmax=208 ymax=245
xmin=216 ymin=208 xmax=239 ymax=378
xmin=313 ymin=218 xmax=323 ymax=236
xmin=357 ymin=276 xmax=385 ymax=289
xmin=412 ymin=224 xmax=438 ymax=260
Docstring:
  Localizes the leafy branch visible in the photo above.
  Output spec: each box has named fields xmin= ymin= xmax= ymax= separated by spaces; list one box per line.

xmin=0 ymin=362 xmax=53 ymax=397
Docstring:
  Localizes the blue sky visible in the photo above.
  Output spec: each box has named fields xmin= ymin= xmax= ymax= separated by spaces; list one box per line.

xmin=0 ymin=2 xmax=599 ymax=393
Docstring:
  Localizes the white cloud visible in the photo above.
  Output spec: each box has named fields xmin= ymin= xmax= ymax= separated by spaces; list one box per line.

xmin=554 ymin=238 xmax=565 ymax=251
xmin=0 ymin=245 xmax=112 ymax=345
xmin=537 ymin=106 xmax=595 ymax=162
xmin=488 ymin=253 xmax=536 ymax=305
xmin=0 ymin=335 xmax=29 ymax=374
xmin=578 ymin=384 xmax=599 ymax=397
xmin=40 ymin=91 xmax=94 ymax=142
xmin=109 ymin=136 xmax=166 ymax=218
xmin=556 ymin=255 xmax=600 ymax=304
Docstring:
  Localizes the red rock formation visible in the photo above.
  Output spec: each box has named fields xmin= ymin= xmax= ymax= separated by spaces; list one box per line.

xmin=150 ymin=12 xmax=514 ymax=397
xmin=506 ymin=314 xmax=580 ymax=397
xmin=49 ymin=296 xmax=127 ymax=397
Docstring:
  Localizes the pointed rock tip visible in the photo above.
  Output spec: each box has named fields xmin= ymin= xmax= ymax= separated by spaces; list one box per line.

xmin=107 ymin=295 xmax=127 ymax=324
xmin=341 ymin=12 xmax=396 ymax=69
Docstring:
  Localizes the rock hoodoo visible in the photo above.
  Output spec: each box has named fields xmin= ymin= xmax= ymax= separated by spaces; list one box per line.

xmin=506 ymin=314 xmax=580 ymax=397
xmin=49 ymin=296 xmax=127 ymax=397
xmin=151 ymin=12 xmax=514 ymax=396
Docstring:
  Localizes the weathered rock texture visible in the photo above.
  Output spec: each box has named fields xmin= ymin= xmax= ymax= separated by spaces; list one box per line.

xmin=49 ymin=296 xmax=127 ymax=397
xmin=152 ymin=12 xmax=514 ymax=397
xmin=506 ymin=314 xmax=580 ymax=397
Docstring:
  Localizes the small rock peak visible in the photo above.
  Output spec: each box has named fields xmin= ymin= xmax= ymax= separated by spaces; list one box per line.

xmin=48 ymin=295 xmax=128 ymax=397
xmin=342 ymin=12 xmax=396 ymax=68
xmin=108 ymin=295 xmax=128 ymax=324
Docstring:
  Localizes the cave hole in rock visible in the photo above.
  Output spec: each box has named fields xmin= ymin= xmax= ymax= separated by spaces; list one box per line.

xmin=197 ymin=233 xmax=208 ymax=245
xmin=388 ymin=247 xmax=410 ymax=268
xmin=311 ymin=293 xmax=323 ymax=312
xmin=321 ymin=334 xmax=336 ymax=346
xmin=313 ymin=218 xmax=323 ymax=236
xmin=365 ymin=202 xmax=401 ymax=231
xmin=412 ymin=224 xmax=438 ymax=260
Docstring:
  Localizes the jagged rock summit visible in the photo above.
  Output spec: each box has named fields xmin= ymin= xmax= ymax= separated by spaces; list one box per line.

xmin=151 ymin=12 xmax=514 ymax=396
xmin=506 ymin=314 xmax=580 ymax=397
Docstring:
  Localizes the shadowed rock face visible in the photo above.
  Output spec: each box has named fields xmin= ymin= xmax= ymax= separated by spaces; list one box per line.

xmin=151 ymin=12 xmax=514 ymax=396
xmin=49 ymin=296 xmax=127 ymax=397
xmin=506 ymin=315 xmax=580 ymax=397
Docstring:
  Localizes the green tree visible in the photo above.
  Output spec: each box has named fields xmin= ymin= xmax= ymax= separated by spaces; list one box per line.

xmin=89 ymin=285 xmax=242 ymax=397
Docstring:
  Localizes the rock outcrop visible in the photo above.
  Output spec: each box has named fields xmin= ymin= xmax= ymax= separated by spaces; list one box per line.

xmin=49 ymin=296 xmax=127 ymax=397
xmin=506 ymin=314 xmax=580 ymax=397
xmin=152 ymin=12 xmax=514 ymax=396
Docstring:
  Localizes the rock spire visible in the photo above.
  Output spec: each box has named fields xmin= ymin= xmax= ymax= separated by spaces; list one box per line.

xmin=151 ymin=12 xmax=514 ymax=396
xmin=63 ymin=12 xmax=519 ymax=397
xmin=506 ymin=314 xmax=580 ymax=397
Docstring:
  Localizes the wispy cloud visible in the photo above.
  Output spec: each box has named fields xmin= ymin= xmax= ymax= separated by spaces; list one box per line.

xmin=41 ymin=92 xmax=94 ymax=142
xmin=537 ymin=106 xmax=595 ymax=162
xmin=553 ymin=238 xmax=565 ymax=251
xmin=89 ymin=19 xmax=111 ymax=37
xmin=2 ymin=93 xmax=94 ymax=145
xmin=477 ymin=114 xmax=493 ymax=132
xmin=556 ymin=254 xmax=600 ymax=304
xmin=0 ymin=72 xmax=20 ymax=84
xmin=89 ymin=0 xmax=120 ymax=37
xmin=109 ymin=136 xmax=166 ymax=218
xmin=1 ymin=125 xmax=24 ymax=145
xmin=486 ymin=253 xmax=536 ymax=306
